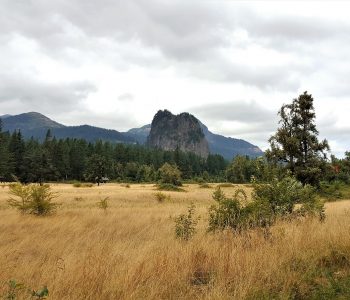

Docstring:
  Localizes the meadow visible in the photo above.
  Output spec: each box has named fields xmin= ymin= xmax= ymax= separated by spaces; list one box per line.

xmin=0 ymin=183 xmax=349 ymax=299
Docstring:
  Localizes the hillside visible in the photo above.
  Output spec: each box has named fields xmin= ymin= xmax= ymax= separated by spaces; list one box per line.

xmin=127 ymin=122 xmax=263 ymax=159
xmin=1 ymin=112 xmax=135 ymax=143
xmin=1 ymin=111 xmax=264 ymax=158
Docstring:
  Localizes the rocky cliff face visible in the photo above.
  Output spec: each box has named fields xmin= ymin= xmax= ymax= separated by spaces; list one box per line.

xmin=147 ymin=110 xmax=209 ymax=158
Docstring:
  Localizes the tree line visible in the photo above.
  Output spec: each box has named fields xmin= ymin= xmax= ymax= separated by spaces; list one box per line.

xmin=1 ymin=92 xmax=349 ymax=186
xmin=0 ymin=122 xmax=229 ymax=183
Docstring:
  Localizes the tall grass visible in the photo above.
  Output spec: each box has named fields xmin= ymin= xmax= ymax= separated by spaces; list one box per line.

xmin=0 ymin=183 xmax=349 ymax=299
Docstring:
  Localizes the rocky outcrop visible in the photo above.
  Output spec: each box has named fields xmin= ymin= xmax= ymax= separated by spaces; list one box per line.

xmin=147 ymin=110 xmax=209 ymax=158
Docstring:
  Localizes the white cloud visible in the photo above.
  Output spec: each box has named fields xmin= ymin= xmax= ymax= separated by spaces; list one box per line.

xmin=0 ymin=0 xmax=349 ymax=155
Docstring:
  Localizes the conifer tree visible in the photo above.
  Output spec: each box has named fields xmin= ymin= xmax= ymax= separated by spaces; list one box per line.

xmin=266 ymin=91 xmax=329 ymax=186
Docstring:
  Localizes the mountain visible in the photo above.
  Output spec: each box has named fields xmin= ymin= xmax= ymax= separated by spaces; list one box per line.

xmin=1 ymin=111 xmax=264 ymax=159
xmin=2 ymin=112 xmax=135 ymax=143
xmin=126 ymin=124 xmax=151 ymax=144
xmin=199 ymin=122 xmax=263 ymax=159
xmin=147 ymin=110 xmax=209 ymax=158
xmin=124 ymin=120 xmax=263 ymax=160
xmin=0 ymin=114 xmax=12 ymax=119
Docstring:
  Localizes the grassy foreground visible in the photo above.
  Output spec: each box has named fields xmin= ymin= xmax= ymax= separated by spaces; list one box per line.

xmin=0 ymin=183 xmax=349 ymax=299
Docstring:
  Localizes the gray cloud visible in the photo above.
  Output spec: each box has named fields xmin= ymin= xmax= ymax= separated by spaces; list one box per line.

xmin=0 ymin=1 xmax=350 ymax=154
xmin=0 ymin=74 xmax=96 ymax=114
xmin=191 ymin=100 xmax=276 ymax=123
xmin=118 ymin=93 xmax=134 ymax=102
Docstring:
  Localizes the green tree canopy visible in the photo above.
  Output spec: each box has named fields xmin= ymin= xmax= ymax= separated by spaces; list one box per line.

xmin=266 ymin=91 xmax=329 ymax=186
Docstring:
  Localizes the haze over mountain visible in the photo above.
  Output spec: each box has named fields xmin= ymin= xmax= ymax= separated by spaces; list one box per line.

xmin=1 ymin=111 xmax=263 ymax=159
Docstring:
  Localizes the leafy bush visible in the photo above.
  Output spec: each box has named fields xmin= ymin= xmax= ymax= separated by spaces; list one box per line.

xmin=72 ymin=182 xmax=93 ymax=188
xmin=199 ymin=183 xmax=211 ymax=189
xmin=2 ymin=280 xmax=48 ymax=300
xmin=3 ymin=279 xmax=25 ymax=300
xmin=217 ymin=183 xmax=235 ymax=188
xmin=157 ymin=183 xmax=185 ymax=192
xmin=158 ymin=163 xmax=182 ymax=186
xmin=253 ymin=176 xmax=325 ymax=221
xmin=154 ymin=192 xmax=170 ymax=203
xmin=319 ymin=181 xmax=343 ymax=201
xmin=208 ymin=177 xmax=325 ymax=233
xmin=175 ymin=203 xmax=198 ymax=241
xmin=208 ymin=187 xmax=266 ymax=232
xmin=97 ymin=197 xmax=109 ymax=210
xmin=8 ymin=183 xmax=58 ymax=216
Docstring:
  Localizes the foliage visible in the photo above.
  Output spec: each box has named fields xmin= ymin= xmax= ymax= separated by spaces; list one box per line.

xmin=154 ymin=192 xmax=170 ymax=203
xmin=198 ymin=183 xmax=211 ymax=188
xmin=31 ymin=286 xmax=49 ymax=299
xmin=72 ymin=182 xmax=94 ymax=188
xmin=253 ymin=176 xmax=325 ymax=221
xmin=97 ymin=197 xmax=109 ymax=210
xmin=2 ymin=280 xmax=48 ymax=300
xmin=157 ymin=183 xmax=185 ymax=192
xmin=0 ymin=127 xmax=229 ymax=184
xmin=8 ymin=183 xmax=58 ymax=215
xmin=158 ymin=163 xmax=182 ymax=186
xmin=85 ymin=154 xmax=108 ymax=186
xmin=3 ymin=280 xmax=25 ymax=300
xmin=208 ymin=187 xmax=263 ymax=232
xmin=174 ymin=203 xmax=198 ymax=241
xmin=226 ymin=156 xmax=278 ymax=183
xmin=209 ymin=176 xmax=325 ymax=233
xmin=266 ymin=91 xmax=329 ymax=186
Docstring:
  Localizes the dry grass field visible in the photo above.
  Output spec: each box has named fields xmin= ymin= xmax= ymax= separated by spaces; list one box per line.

xmin=0 ymin=183 xmax=350 ymax=299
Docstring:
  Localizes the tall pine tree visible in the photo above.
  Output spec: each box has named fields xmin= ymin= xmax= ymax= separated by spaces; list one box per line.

xmin=267 ymin=91 xmax=329 ymax=186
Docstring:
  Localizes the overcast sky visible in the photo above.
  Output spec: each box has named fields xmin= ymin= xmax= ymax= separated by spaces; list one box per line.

xmin=1 ymin=0 xmax=350 ymax=156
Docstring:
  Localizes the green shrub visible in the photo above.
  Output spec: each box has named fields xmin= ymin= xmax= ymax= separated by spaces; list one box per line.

xmin=175 ymin=203 xmax=198 ymax=241
xmin=208 ymin=187 xmax=266 ymax=232
xmin=158 ymin=163 xmax=182 ymax=186
xmin=157 ymin=183 xmax=185 ymax=192
xmin=154 ymin=192 xmax=170 ymax=203
xmin=97 ymin=197 xmax=109 ymax=210
xmin=73 ymin=182 xmax=93 ymax=188
xmin=8 ymin=183 xmax=59 ymax=216
xmin=2 ymin=280 xmax=48 ymax=300
xmin=217 ymin=183 xmax=235 ymax=188
xmin=199 ymin=183 xmax=211 ymax=189
xmin=253 ymin=176 xmax=325 ymax=221
xmin=208 ymin=177 xmax=325 ymax=233
xmin=74 ymin=196 xmax=85 ymax=202
xmin=3 ymin=279 xmax=25 ymax=300
xmin=319 ymin=181 xmax=343 ymax=201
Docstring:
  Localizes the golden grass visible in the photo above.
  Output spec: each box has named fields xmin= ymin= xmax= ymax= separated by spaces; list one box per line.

xmin=0 ymin=183 xmax=349 ymax=299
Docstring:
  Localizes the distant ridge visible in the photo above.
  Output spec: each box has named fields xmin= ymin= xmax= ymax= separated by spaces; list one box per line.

xmin=2 ymin=112 xmax=135 ymax=144
xmin=126 ymin=121 xmax=263 ymax=159
xmin=2 ymin=111 xmax=264 ymax=159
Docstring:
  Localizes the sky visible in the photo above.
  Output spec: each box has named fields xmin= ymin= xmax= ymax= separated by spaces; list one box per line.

xmin=1 ymin=0 xmax=350 ymax=157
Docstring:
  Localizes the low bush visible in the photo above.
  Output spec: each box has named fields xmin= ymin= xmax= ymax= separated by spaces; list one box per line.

xmin=8 ymin=183 xmax=59 ymax=216
xmin=2 ymin=279 xmax=49 ymax=299
xmin=72 ymin=182 xmax=94 ymax=188
xmin=175 ymin=203 xmax=198 ymax=241
xmin=217 ymin=183 xmax=235 ymax=188
xmin=157 ymin=183 xmax=185 ymax=192
xmin=97 ymin=197 xmax=109 ymax=211
xmin=319 ymin=181 xmax=343 ymax=201
xmin=208 ymin=176 xmax=325 ymax=233
xmin=199 ymin=183 xmax=211 ymax=189
xmin=154 ymin=192 xmax=170 ymax=203
xmin=158 ymin=163 xmax=182 ymax=186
